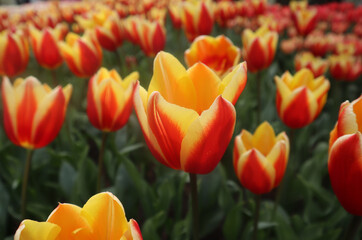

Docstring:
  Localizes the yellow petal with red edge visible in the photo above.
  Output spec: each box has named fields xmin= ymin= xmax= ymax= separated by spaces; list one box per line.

xmin=266 ymin=139 xmax=288 ymax=187
xmin=47 ymin=203 xmax=91 ymax=240
xmin=252 ymin=122 xmax=276 ymax=156
xmin=290 ymin=68 xmax=314 ymax=90
xmin=274 ymin=75 xmax=292 ymax=101
xmin=240 ymin=130 xmax=253 ymax=152
xmin=14 ymin=77 xmax=47 ymax=106
xmin=180 ymin=96 xmax=236 ymax=174
xmin=187 ymin=62 xmax=220 ymax=114
xmin=133 ymin=83 xmax=167 ymax=166
xmin=338 ymin=99 xmax=359 ymax=135
xmin=148 ymin=51 xmax=197 ymax=109
xmin=121 ymin=71 xmax=139 ymax=89
xmin=353 ymin=96 xmax=362 ymax=132
xmin=2 ymin=77 xmax=18 ymax=137
xmin=219 ymin=62 xmax=247 ymax=105
xmin=147 ymin=92 xmax=199 ymax=169
xmin=275 ymin=132 xmax=290 ymax=157
xmin=63 ymin=84 xmax=73 ymax=105
xmin=81 ymin=192 xmax=129 ymax=239
xmin=14 ymin=220 xmax=60 ymax=240
xmin=122 ymin=219 xmax=143 ymax=240
xmin=312 ymin=76 xmax=330 ymax=100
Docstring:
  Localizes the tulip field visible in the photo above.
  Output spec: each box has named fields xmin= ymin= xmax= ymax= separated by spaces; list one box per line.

xmin=0 ymin=0 xmax=362 ymax=239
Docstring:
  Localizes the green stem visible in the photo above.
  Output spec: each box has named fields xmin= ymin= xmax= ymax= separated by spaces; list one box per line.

xmin=253 ymin=195 xmax=261 ymax=240
xmin=50 ymin=69 xmax=58 ymax=86
xmin=21 ymin=149 xmax=34 ymax=219
xmin=344 ymin=215 xmax=362 ymax=240
xmin=272 ymin=180 xmax=283 ymax=219
xmin=97 ymin=132 xmax=108 ymax=193
xmin=256 ymin=71 xmax=262 ymax=124
xmin=190 ymin=173 xmax=199 ymax=240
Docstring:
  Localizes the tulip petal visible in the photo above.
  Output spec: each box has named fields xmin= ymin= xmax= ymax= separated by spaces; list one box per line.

xmin=328 ymin=132 xmax=362 ymax=215
xmin=2 ymin=77 xmax=18 ymax=145
xmin=130 ymin=219 xmax=143 ymax=240
xmin=180 ymin=96 xmax=235 ymax=174
xmin=47 ymin=203 xmax=91 ymax=239
xmin=148 ymin=52 xmax=197 ymax=109
xmin=252 ymin=122 xmax=276 ymax=156
xmin=337 ymin=99 xmax=359 ymax=135
xmin=219 ymin=62 xmax=247 ymax=105
xmin=81 ymin=192 xmax=129 ymax=239
xmin=148 ymin=92 xmax=199 ymax=169
xmin=266 ymin=139 xmax=288 ymax=187
xmin=14 ymin=220 xmax=60 ymax=240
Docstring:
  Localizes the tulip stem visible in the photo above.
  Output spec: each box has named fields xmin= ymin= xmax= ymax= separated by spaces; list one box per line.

xmin=256 ymin=71 xmax=262 ymax=124
xmin=21 ymin=149 xmax=34 ymax=219
xmin=50 ymin=69 xmax=58 ymax=86
xmin=97 ymin=132 xmax=108 ymax=193
xmin=344 ymin=215 xmax=362 ymax=240
xmin=253 ymin=195 xmax=261 ymax=240
xmin=189 ymin=173 xmax=199 ymax=240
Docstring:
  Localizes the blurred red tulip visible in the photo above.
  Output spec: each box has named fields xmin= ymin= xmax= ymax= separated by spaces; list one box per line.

xmin=295 ymin=52 xmax=328 ymax=78
xmin=329 ymin=55 xmax=362 ymax=82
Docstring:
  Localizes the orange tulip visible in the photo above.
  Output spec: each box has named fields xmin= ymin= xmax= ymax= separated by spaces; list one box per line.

xmin=184 ymin=35 xmax=240 ymax=77
xmin=134 ymin=51 xmax=247 ymax=174
xmin=291 ymin=7 xmax=317 ymax=36
xmin=294 ymin=52 xmax=328 ymax=77
xmin=60 ymin=30 xmax=102 ymax=78
xmin=136 ymin=19 xmax=166 ymax=57
xmin=1 ymin=76 xmax=72 ymax=149
xmin=275 ymin=68 xmax=330 ymax=129
xmin=87 ymin=68 xmax=138 ymax=132
xmin=233 ymin=122 xmax=289 ymax=194
xmin=328 ymin=54 xmax=362 ymax=82
xmin=180 ymin=0 xmax=214 ymax=42
xmin=14 ymin=192 xmax=143 ymax=240
xmin=242 ymin=26 xmax=278 ymax=72
xmin=29 ymin=25 xmax=64 ymax=69
xmin=328 ymin=96 xmax=362 ymax=215
xmin=0 ymin=29 xmax=29 ymax=77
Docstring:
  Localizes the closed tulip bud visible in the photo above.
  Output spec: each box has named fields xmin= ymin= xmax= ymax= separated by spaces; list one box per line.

xmin=134 ymin=51 xmax=247 ymax=174
xmin=87 ymin=68 xmax=138 ymax=132
xmin=1 ymin=76 xmax=72 ymax=149
xmin=329 ymin=54 xmax=362 ymax=82
xmin=180 ymin=0 xmax=214 ymax=42
xmin=185 ymin=35 xmax=241 ymax=77
xmin=60 ymin=30 xmax=102 ymax=78
xmin=233 ymin=122 xmax=289 ymax=194
xmin=242 ymin=26 xmax=278 ymax=72
xmin=136 ymin=19 xmax=166 ymax=57
xmin=0 ymin=29 xmax=29 ymax=77
xmin=294 ymin=52 xmax=328 ymax=77
xmin=14 ymin=192 xmax=143 ymax=240
xmin=275 ymin=69 xmax=330 ymax=129
xmin=328 ymin=96 xmax=362 ymax=215
xmin=29 ymin=25 xmax=64 ymax=69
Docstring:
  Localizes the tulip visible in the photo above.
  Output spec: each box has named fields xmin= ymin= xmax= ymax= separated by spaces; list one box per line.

xmin=136 ymin=19 xmax=166 ymax=57
xmin=328 ymin=96 xmax=362 ymax=215
xmin=87 ymin=68 xmax=138 ymax=132
xmin=291 ymin=7 xmax=317 ymax=36
xmin=60 ymin=30 xmax=103 ymax=78
xmin=168 ymin=2 xmax=182 ymax=29
xmin=294 ymin=52 xmax=328 ymax=77
xmin=328 ymin=54 xmax=362 ymax=82
xmin=233 ymin=122 xmax=289 ymax=194
xmin=304 ymin=33 xmax=330 ymax=57
xmin=0 ymin=29 xmax=29 ymax=77
xmin=275 ymin=68 xmax=330 ymax=129
xmin=215 ymin=1 xmax=236 ymax=27
xmin=134 ymin=51 xmax=247 ymax=174
xmin=242 ymin=26 xmax=278 ymax=73
xmin=1 ymin=76 xmax=72 ymax=149
xmin=29 ymin=25 xmax=64 ymax=69
xmin=123 ymin=16 xmax=141 ymax=45
xmin=180 ymin=0 xmax=214 ymax=42
xmin=14 ymin=192 xmax=143 ymax=240
xmin=184 ymin=35 xmax=241 ymax=77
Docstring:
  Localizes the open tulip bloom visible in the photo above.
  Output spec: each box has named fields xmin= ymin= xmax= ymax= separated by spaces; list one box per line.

xmin=15 ymin=192 xmax=143 ymax=240
xmin=329 ymin=95 xmax=362 ymax=216
xmin=134 ymin=51 xmax=247 ymax=175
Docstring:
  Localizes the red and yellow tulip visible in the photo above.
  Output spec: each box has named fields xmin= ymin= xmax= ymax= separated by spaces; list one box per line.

xmin=1 ymin=76 xmax=72 ymax=149
xmin=60 ymin=30 xmax=103 ymax=78
xmin=87 ymin=68 xmax=138 ymax=132
xmin=328 ymin=96 xmax=362 ymax=215
xmin=0 ymin=29 xmax=29 ymax=77
xmin=29 ymin=24 xmax=65 ymax=69
xmin=294 ymin=52 xmax=328 ymax=77
xmin=180 ymin=0 xmax=214 ymax=42
xmin=136 ymin=19 xmax=166 ymax=57
xmin=275 ymin=68 xmax=330 ymax=129
xmin=304 ymin=33 xmax=330 ymax=57
xmin=14 ymin=192 xmax=143 ymax=240
xmin=242 ymin=26 xmax=278 ymax=73
xmin=168 ymin=2 xmax=182 ymax=29
xmin=291 ymin=7 xmax=317 ymax=36
xmin=329 ymin=54 xmax=362 ymax=82
xmin=134 ymin=51 xmax=247 ymax=174
xmin=233 ymin=122 xmax=289 ymax=195
xmin=184 ymin=35 xmax=240 ymax=77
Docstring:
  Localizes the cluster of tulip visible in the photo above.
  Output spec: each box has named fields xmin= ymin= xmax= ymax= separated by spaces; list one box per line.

xmin=0 ymin=0 xmax=361 ymax=239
